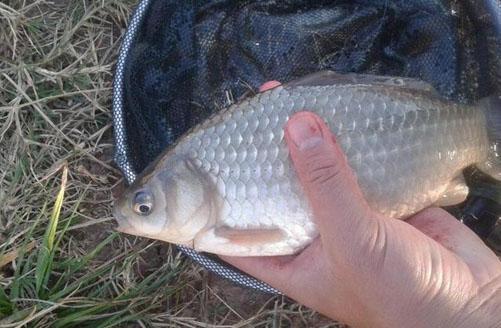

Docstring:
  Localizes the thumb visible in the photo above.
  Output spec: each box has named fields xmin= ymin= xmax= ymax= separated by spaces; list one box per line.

xmin=285 ymin=112 xmax=380 ymax=256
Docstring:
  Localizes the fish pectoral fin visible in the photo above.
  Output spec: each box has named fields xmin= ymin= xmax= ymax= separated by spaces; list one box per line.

xmin=285 ymin=71 xmax=438 ymax=95
xmin=214 ymin=226 xmax=285 ymax=244
xmin=435 ymin=175 xmax=469 ymax=207
xmin=193 ymin=226 xmax=286 ymax=254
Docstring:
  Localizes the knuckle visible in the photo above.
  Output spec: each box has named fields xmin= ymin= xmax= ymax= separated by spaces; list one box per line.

xmin=364 ymin=218 xmax=389 ymax=267
xmin=304 ymin=151 xmax=343 ymax=187
xmin=344 ymin=218 xmax=389 ymax=273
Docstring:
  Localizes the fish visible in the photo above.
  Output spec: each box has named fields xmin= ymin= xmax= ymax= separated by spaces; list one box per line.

xmin=113 ymin=71 xmax=501 ymax=256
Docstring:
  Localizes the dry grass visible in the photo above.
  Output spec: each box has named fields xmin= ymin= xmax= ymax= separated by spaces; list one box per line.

xmin=0 ymin=1 xmax=343 ymax=327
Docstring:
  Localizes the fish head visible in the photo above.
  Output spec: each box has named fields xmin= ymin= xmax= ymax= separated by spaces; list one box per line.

xmin=113 ymin=155 xmax=215 ymax=246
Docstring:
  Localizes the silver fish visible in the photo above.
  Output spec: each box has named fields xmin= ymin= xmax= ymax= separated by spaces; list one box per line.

xmin=114 ymin=71 xmax=500 ymax=256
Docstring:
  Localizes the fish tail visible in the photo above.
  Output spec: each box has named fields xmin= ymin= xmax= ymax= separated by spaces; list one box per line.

xmin=478 ymin=95 xmax=501 ymax=180
xmin=481 ymin=95 xmax=501 ymax=146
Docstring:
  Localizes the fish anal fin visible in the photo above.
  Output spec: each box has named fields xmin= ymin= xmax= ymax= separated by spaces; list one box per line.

xmin=477 ymin=160 xmax=501 ymax=181
xmin=478 ymin=95 xmax=500 ymax=181
xmin=435 ymin=175 xmax=469 ymax=207
xmin=286 ymin=70 xmax=438 ymax=94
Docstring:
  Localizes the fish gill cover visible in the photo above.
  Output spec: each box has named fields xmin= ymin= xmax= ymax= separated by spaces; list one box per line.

xmin=113 ymin=0 xmax=501 ymax=291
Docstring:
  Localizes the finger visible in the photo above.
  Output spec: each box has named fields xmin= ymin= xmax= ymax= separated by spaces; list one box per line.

xmin=220 ymin=240 xmax=357 ymax=323
xmin=407 ymin=207 xmax=501 ymax=283
xmin=220 ymin=238 xmax=327 ymax=295
xmin=259 ymin=80 xmax=281 ymax=92
xmin=284 ymin=112 xmax=376 ymax=249
xmin=220 ymin=255 xmax=296 ymax=283
xmin=222 ymin=240 xmax=373 ymax=326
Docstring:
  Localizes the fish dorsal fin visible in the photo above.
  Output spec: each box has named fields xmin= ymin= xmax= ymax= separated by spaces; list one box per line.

xmin=434 ymin=175 xmax=469 ymax=207
xmin=286 ymin=70 xmax=438 ymax=94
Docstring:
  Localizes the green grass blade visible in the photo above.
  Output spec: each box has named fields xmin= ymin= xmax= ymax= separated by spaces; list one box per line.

xmin=0 ymin=307 xmax=33 ymax=326
xmin=48 ymin=263 xmax=112 ymax=301
xmin=0 ymin=287 xmax=13 ymax=318
xmin=8 ymin=203 xmax=46 ymax=302
xmin=53 ymin=304 xmax=112 ymax=328
xmin=93 ymin=311 xmax=144 ymax=328
xmin=51 ymin=233 xmax=118 ymax=294
xmin=46 ymin=166 xmax=68 ymax=251
xmin=35 ymin=166 xmax=68 ymax=298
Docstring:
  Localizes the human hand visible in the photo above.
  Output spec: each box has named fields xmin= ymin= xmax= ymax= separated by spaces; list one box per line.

xmin=221 ymin=111 xmax=501 ymax=328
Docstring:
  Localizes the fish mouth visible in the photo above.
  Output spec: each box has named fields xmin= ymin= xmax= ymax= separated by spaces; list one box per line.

xmin=112 ymin=202 xmax=135 ymax=235
xmin=114 ymin=223 xmax=135 ymax=235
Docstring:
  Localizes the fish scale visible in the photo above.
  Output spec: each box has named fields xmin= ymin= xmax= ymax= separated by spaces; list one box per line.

xmin=114 ymin=72 xmax=497 ymax=256
xmin=181 ymin=85 xmax=487 ymax=229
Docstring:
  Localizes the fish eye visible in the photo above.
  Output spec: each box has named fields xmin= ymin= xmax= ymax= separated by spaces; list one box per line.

xmin=132 ymin=191 xmax=154 ymax=216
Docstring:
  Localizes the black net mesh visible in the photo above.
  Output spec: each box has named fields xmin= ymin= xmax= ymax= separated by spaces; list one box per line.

xmin=113 ymin=0 xmax=501 ymax=293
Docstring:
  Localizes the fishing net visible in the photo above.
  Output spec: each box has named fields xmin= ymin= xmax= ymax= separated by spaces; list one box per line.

xmin=113 ymin=0 xmax=501 ymax=293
